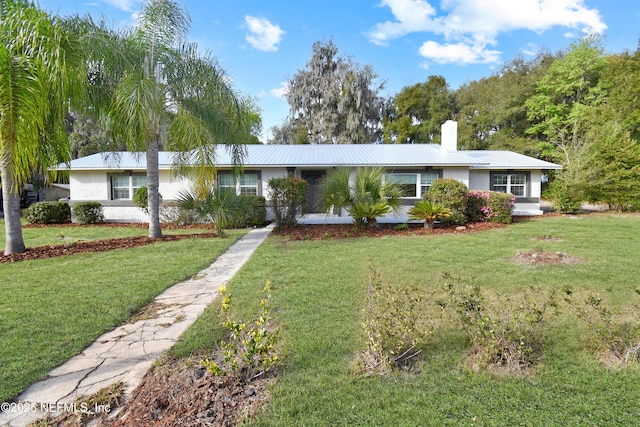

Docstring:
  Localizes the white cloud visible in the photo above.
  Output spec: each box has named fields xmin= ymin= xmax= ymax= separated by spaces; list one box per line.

xmin=102 ymin=0 xmax=138 ymax=12
xmin=368 ymin=0 xmax=607 ymax=65
xmin=269 ymin=82 xmax=289 ymax=99
xmin=244 ymin=16 xmax=285 ymax=52
xmin=418 ymin=40 xmax=500 ymax=65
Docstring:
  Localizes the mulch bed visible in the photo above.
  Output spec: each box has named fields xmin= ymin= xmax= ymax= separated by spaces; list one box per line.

xmin=274 ymin=221 xmax=506 ymax=240
xmin=0 ymin=232 xmax=216 ymax=264
xmin=99 ymin=357 xmax=271 ymax=427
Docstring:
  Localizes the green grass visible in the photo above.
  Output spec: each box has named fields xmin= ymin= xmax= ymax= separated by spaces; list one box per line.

xmin=176 ymin=213 xmax=640 ymax=426
xmin=0 ymin=223 xmax=245 ymax=402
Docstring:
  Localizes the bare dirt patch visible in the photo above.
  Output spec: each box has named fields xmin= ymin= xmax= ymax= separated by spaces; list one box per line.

xmin=533 ymin=235 xmax=564 ymax=243
xmin=98 ymin=357 xmax=271 ymax=427
xmin=513 ymin=251 xmax=580 ymax=265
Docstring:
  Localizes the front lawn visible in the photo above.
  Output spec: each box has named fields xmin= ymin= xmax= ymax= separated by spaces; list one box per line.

xmin=0 ymin=222 xmax=245 ymax=402
xmin=175 ymin=213 xmax=640 ymax=426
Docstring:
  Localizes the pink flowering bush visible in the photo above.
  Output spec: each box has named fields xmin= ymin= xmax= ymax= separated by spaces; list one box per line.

xmin=465 ymin=191 xmax=516 ymax=224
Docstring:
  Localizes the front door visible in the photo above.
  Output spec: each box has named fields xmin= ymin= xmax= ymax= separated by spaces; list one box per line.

xmin=301 ymin=170 xmax=325 ymax=213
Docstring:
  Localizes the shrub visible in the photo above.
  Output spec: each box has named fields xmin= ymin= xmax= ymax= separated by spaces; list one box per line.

xmin=132 ymin=186 xmax=162 ymax=215
xmin=71 ymin=201 xmax=104 ymax=224
xmin=544 ymin=180 xmax=581 ymax=214
xmin=231 ymin=196 xmax=267 ymax=228
xmin=361 ymin=270 xmax=431 ymax=373
xmin=24 ymin=201 xmax=71 ymax=224
xmin=159 ymin=203 xmax=199 ymax=226
xmin=442 ymin=274 xmax=558 ymax=371
xmin=268 ymin=176 xmax=308 ymax=229
xmin=563 ymin=289 xmax=640 ymax=364
xmin=424 ymin=178 xmax=468 ymax=224
xmin=201 ymin=282 xmax=279 ymax=381
xmin=176 ymin=188 xmax=256 ymax=236
xmin=407 ymin=200 xmax=451 ymax=229
xmin=466 ymin=191 xmax=515 ymax=224
xmin=464 ymin=191 xmax=489 ymax=223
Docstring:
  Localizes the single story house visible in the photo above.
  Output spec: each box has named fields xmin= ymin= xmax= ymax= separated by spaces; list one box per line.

xmin=61 ymin=121 xmax=561 ymax=222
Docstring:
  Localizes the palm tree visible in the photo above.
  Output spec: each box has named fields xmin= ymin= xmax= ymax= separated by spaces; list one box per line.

xmin=176 ymin=187 xmax=255 ymax=237
xmin=407 ymin=200 xmax=451 ymax=229
xmin=107 ymin=0 xmax=249 ymax=239
xmin=318 ymin=166 xmax=402 ymax=229
xmin=0 ymin=0 xmax=87 ymax=255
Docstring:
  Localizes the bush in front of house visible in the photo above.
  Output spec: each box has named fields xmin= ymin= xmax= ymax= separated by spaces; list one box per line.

xmin=24 ymin=201 xmax=71 ymax=224
xmin=133 ymin=185 xmax=162 ymax=215
xmin=465 ymin=191 xmax=515 ymax=224
xmin=268 ymin=176 xmax=308 ymax=229
xmin=424 ymin=178 xmax=468 ymax=224
xmin=71 ymin=201 xmax=104 ymax=224
xmin=231 ymin=195 xmax=267 ymax=228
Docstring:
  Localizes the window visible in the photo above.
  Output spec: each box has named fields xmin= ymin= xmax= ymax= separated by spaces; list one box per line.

xmin=111 ymin=174 xmax=146 ymax=200
xmin=387 ymin=173 xmax=417 ymax=197
xmin=492 ymin=173 xmax=526 ymax=197
xmin=385 ymin=171 xmax=440 ymax=198
xmin=420 ymin=172 xmax=439 ymax=196
xmin=218 ymin=173 xmax=236 ymax=191
xmin=217 ymin=172 xmax=259 ymax=196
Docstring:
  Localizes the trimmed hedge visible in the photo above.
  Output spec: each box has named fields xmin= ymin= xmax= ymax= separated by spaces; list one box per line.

xmin=24 ymin=201 xmax=71 ymax=224
xmin=424 ymin=178 xmax=468 ymax=224
xmin=71 ymin=201 xmax=104 ymax=224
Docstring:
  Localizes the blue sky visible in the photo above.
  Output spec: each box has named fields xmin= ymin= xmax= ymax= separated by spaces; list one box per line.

xmin=38 ymin=0 xmax=640 ymax=142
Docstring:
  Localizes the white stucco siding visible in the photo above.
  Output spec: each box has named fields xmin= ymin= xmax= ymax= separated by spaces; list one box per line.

xmin=102 ymin=206 xmax=149 ymax=222
xmin=70 ymin=171 xmax=109 ymax=200
xmin=528 ymin=170 xmax=543 ymax=199
xmin=157 ymin=171 xmax=190 ymax=200
xmin=442 ymin=168 xmax=469 ymax=187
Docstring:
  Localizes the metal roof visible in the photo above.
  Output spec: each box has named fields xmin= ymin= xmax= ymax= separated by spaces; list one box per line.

xmin=464 ymin=150 xmax=562 ymax=170
xmin=62 ymin=144 xmax=561 ymax=171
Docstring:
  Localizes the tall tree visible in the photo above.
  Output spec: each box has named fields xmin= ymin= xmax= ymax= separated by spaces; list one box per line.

xmin=0 ymin=0 xmax=87 ymax=255
xmin=525 ymin=37 xmax=608 ymax=182
xmin=105 ymin=0 xmax=250 ymax=238
xmin=454 ymin=53 xmax=555 ymax=153
xmin=383 ymin=75 xmax=455 ymax=144
xmin=603 ymin=47 xmax=640 ymax=141
xmin=278 ymin=40 xmax=385 ymax=144
xmin=577 ymin=109 xmax=640 ymax=210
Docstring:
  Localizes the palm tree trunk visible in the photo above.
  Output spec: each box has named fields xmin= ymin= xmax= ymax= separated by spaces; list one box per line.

xmin=1 ymin=165 xmax=26 ymax=255
xmin=146 ymin=140 xmax=162 ymax=239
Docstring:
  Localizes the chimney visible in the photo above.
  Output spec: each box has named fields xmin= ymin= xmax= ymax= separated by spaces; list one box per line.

xmin=441 ymin=120 xmax=458 ymax=153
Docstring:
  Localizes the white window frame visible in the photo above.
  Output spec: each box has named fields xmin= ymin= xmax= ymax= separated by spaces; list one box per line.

xmin=110 ymin=174 xmax=146 ymax=200
xmin=491 ymin=172 xmax=527 ymax=197
xmin=217 ymin=172 xmax=259 ymax=196
xmin=385 ymin=171 xmax=441 ymax=198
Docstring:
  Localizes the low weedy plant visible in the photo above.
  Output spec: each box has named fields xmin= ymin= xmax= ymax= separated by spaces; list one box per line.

xmin=202 ymin=282 xmax=280 ymax=381
xmin=361 ymin=269 xmax=432 ymax=373
xmin=563 ymin=288 xmax=640 ymax=364
xmin=442 ymin=274 xmax=558 ymax=372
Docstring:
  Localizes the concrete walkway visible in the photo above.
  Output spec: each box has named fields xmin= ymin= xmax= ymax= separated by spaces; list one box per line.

xmin=0 ymin=225 xmax=273 ymax=427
